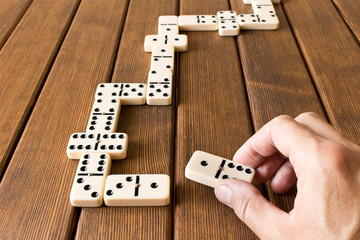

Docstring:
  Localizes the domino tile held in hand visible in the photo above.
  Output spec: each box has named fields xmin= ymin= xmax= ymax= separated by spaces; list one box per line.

xmin=95 ymin=83 xmax=147 ymax=105
xmin=144 ymin=34 xmax=188 ymax=52
xmin=86 ymin=98 xmax=120 ymax=133
xmin=146 ymin=69 xmax=172 ymax=105
xmin=158 ymin=15 xmax=179 ymax=35
xmin=104 ymin=174 xmax=170 ymax=206
xmin=178 ymin=15 xmax=218 ymax=31
xmin=150 ymin=45 xmax=175 ymax=72
xmin=185 ymin=150 xmax=255 ymax=188
xmin=238 ymin=14 xmax=279 ymax=30
xmin=217 ymin=11 xmax=240 ymax=36
xmin=67 ymin=133 xmax=128 ymax=159
xmin=70 ymin=153 xmax=111 ymax=207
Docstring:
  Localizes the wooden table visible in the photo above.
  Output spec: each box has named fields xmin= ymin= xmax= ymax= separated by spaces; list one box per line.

xmin=0 ymin=0 xmax=359 ymax=239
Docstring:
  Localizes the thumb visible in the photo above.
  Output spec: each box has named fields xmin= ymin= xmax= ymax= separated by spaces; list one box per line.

xmin=215 ymin=179 xmax=290 ymax=239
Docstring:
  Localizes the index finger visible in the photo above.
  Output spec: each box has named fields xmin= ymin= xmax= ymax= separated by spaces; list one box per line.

xmin=233 ymin=115 xmax=322 ymax=176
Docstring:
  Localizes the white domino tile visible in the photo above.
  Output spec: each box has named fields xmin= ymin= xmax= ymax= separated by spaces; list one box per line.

xmin=150 ymin=45 xmax=175 ymax=72
xmin=243 ymin=0 xmax=281 ymax=3
xmin=147 ymin=69 xmax=172 ymax=84
xmin=146 ymin=70 xmax=172 ymax=105
xmin=185 ymin=150 xmax=255 ymax=188
xmin=252 ymin=0 xmax=276 ymax=16
xmin=86 ymin=98 xmax=120 ymax=133
xmin=238 ymin=14 xmax=279 ymax=30
xmin=178 ymin=15 xmax=218 ymax=31
xmin=144 ymin=34 xmax=188 ymax=52
xmin=70 ymin=153 xmax=111 ymax=207
xmin=104 ymin=174 xmax=170 ymax=206
xmin=146 ymin=83 xmax=172 ymax=105
xmin=239 ymin=0 xmax=279 ymax=30
xmin=217 ymin=11 xmax=240 ymax=36
xmin=238 ymin=14 xmax=259 ymax=29
xmin=67 ymin=133 xmax=128 ymax=159
xmin=158 ymin=15 xmax=179 ymax=35
xmin=95 ymin=83 xmax=147 ymax=105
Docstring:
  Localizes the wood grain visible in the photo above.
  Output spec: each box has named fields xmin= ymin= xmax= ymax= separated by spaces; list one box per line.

xmin=0 ymin=0 xmax=33 ymax=49
xmin=229 ymin=1 xmax=326 ymax=212
xmin=332 ymin=0 xmax=360 ymax=41
xmin=0 ymin=0 xmax=128 ymax=238
xmin=0 ymin=0 xmax=80 ymax=175
xmin=0 ymin=0 xmax=358 ymax=239
xmin=282 ymin=0 xmax=360 ymax=144
xmin=75 ymin=0 xmax=177 ymax=239
xmin=175 ymin=0 xmax=259 ymax=239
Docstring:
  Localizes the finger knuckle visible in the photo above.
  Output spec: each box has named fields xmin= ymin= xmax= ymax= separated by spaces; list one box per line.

xmin=329 ymin=143 xmax=348 ymax=165
xmin=320 ymin=141 xmax=349 ymax=170
xmin=272 ymin=115 xmax=293 ymax=125
xmin=295 ymin=112 xmax=318 ymax=122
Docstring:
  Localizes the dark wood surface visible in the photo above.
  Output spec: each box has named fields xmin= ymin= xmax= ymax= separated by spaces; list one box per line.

xmin=0 ymin=0 xmax=79 ymax=175
xmin=332 ymin=0 xmax=360 ymax=41
xmin=175 ymin=0 xmax=257 ymax=238
xmin=77 ymin=0 xmax=176 ymax=238
xmin=0 ymin=0 xmax=126 ymax=238
xmin=0 ymin=0 xmax=33 ymax=48
xmin=230 ymin=1 xmax=326 ymax=212
xmin=0 ymin=0 xmax=359 ymax=239
xmin=282 ymin=0 xmax=360 ymax=144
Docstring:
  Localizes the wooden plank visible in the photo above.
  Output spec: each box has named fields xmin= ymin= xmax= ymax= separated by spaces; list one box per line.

xmin=174 ymin=0 xmax=258 ymax=239
xmin=0 ymin=0 xmax=80 ymax=175
xmin=282 ymin=0 xmax=360 ymax=143
xmin=230 ymin=0 xmax=326 ymax=212
xmin=75 ymin=0 xmax=177 ymax=239
xmin=0 ymin=0 xmax=128 ymax=238
xmin=0 ymin=0 xmax=33 ymax=49
xmin=332 ymin=0 xmax=360 ymax=41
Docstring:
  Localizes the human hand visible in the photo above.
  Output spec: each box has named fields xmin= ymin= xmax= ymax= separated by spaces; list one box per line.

xmin=214 ymin=112 xmax=360 ymax=239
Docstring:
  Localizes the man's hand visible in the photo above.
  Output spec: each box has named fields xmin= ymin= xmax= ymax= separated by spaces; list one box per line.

xmin=214 ymin=112 xmax=360 ymax=239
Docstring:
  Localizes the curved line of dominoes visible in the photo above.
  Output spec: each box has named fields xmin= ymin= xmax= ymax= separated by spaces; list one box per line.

xmin=66 ymin=0 xmax=279 ymax=208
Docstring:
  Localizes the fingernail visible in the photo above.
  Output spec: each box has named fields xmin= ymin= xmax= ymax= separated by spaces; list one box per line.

xmin=215 ymin=184 xmax=232 ymax=208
